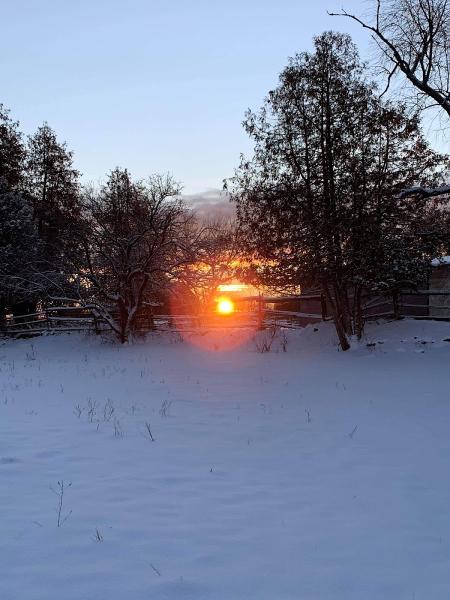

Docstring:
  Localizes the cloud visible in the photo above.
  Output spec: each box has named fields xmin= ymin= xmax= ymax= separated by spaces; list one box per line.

xmin=182 ymin=188 xmax=236 ymax=221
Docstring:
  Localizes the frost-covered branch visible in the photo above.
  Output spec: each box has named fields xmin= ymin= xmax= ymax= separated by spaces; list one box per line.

xmin=399 ymin=184 xmax=450 ymax=198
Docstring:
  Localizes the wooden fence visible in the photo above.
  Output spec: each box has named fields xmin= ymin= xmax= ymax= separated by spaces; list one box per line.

xmin=253 ymin=289 xmax=450 ymax=322
xmin=2 ymin=306 xmax=103 ymax=336
xmin=2 ymin=289 xmax=449 ymax=338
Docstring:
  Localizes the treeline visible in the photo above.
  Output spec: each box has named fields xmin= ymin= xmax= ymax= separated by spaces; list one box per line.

xmin=2 ymin=0 xmax=450 ymax=349
xmin=0 ymin=110 xmax=238 ymax=342
xmin=0 ymin=114 xmax=81 ymax=316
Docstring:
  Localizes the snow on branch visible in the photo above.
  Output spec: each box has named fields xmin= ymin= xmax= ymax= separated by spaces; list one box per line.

xmin=399 ymin=185 xmax=450 ymax=199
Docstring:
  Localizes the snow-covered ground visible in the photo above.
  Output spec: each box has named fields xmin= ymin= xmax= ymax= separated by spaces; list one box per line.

xmin=1 ymin=320 xmax=450 ymax=600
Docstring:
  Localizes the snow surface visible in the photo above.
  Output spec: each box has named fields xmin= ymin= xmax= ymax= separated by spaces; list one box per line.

xmin=1 ymin=320 xmax=450 ymax=600
xmin=432 ymin=255 xmax=450 ymax=267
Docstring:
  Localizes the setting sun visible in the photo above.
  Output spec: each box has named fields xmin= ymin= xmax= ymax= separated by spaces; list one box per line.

xmin=216 ymin=297 xmax=235 ymax=315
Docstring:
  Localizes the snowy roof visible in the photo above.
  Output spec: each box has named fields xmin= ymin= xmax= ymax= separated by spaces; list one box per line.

xmin=431 ymin=256 xmax=450 ymax=267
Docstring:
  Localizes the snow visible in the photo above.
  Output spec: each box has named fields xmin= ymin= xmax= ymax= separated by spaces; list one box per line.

xmin=432 ymin=255 xmax=450 ymax=267
xmin=399 ymin=184 xmax=450 ymax=198
xmin=1 ymin=320 xmax=450 ymax=599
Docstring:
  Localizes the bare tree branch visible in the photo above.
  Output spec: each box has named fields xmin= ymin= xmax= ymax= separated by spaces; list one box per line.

xmin=329 ymin=0 xmax=450 ymax=118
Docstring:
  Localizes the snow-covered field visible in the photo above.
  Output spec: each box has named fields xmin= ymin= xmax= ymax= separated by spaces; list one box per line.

xmin=1 ymin=320 xmax=450 ymax=600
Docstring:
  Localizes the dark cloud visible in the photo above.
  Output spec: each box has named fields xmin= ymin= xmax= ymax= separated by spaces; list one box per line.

xmin=182 ymin=189 xmax=236 ymax=221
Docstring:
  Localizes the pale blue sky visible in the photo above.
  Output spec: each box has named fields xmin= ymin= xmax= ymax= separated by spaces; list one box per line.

xmin=2 ymin=1 xmax=370 ymax=197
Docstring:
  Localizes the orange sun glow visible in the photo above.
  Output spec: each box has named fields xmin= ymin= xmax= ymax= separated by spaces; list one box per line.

xmin=216 ymin=297 xmax=235 ymax=315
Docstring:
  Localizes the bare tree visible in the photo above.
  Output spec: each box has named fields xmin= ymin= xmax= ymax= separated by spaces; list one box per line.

xmin=330 ymin=0 xmax=450 ymax=198
xmin=330 ymin=0 xmax=450 ymax=114
xmin=173 ymin=218 xmax=241 ymax=313
xmin=68 ymin=169 xmax=198 ymax=343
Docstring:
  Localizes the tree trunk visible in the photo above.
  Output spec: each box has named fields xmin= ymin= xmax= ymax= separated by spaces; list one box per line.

xmin=0 ymin=300 xmax=6 ymax=333
xmin=333 ymin=309 xmax=351 ymax=351
xmin=117 ymin=299 xmax=129 ymax=344
xmin=333 ymin=282 xmax=353 ymax=339
xmin=392 ymin=291 xmax=401 ymax=320
xmin=354 ymin=286 xmax=364 ymax=340
xmin=323 ymin=282 xmax=351 ymax=351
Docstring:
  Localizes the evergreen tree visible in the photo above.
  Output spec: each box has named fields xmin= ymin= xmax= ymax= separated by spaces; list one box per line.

xmin=0 ymin=104 xmax=25 ymax=190
xmin=0 ymin=180 xmax=41 ymax=322
xmin=229 ymin=32 xmax=449 ymax=349
xmin=25 ymin=123 xmax=81 ymax=260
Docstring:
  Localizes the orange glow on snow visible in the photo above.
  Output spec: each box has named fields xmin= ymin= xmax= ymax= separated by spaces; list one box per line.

xmin=169 ymin=281 xmax=258 ymax=353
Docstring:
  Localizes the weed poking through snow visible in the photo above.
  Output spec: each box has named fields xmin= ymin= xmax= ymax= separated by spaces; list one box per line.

xmin=73 ymin=404 xmax=84 ymax=418
xmin=253 ymin=326 xmax=278 ymax=353
xmin=93 ymin=528 xmax=104 ymax=542
xmin=87 ymin=398 xmax=97 ymax=423
xmin=145 ymin=421 xmax=155 ymax=441
xmin=50 ymin=480 xmax=72 ymax=527
xmin=348 ymin=425 xmax=358 ymax=439
xmin=103 ymin=398 xmax=115 ymax=422
xmin=160 ymin=399 xmax=172 ymax=418
xmin=113 ymin=418 xmax=123 ymax=438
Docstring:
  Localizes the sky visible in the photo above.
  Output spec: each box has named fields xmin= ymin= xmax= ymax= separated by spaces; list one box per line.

xmin=2 ymin=1 xmax=377 ymax=206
